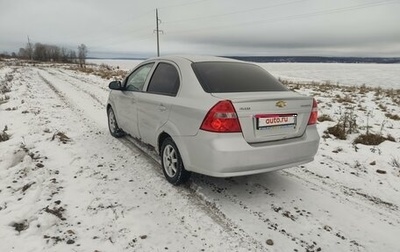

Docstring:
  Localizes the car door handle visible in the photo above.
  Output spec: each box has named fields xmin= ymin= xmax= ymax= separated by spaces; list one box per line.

xmin=158 ymin=104 xmax=167 ymax=112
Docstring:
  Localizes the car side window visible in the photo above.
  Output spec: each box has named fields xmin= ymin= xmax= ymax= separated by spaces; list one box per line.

xmin=147 ymin=63 xmax=180 ymax=96
xmin=125 ymin=63 xmax=154 ymax=91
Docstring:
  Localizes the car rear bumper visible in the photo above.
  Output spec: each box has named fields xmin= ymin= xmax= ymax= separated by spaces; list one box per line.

xmin=176 ymin=126 xmax=320 ymax=177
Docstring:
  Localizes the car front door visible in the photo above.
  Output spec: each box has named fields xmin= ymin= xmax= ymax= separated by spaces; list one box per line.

xmin=113 ymin=63 xmax=154 ymax=138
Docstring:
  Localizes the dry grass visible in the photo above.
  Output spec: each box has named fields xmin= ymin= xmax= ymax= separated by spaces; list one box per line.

xmin=318 ymin=114 xmax=334 ymax=122
xmin=0 ymin=131 xmax=10 ymax=142
xmin=391 ymin=157 xmax=400 ymax=169
xmin=324 ymin=109 xmax=358 ymax=140
xmin=282 ymin=80 xmax=339 ymax=93
xmin=51 ymin=131 xmax=71 ymax=144
xmin=335 ymin=94 xmax=355 ymax=104
xmin=358 ymin=84 xmax=370 ymax=94
xmin=378 ymin=104 xmax=388 ymax=112
xmin=70 ymin=63 xmax=127 ymax=80
xmin=1 ymin=71 xmax=14 ymax=105
xmin=281 ymin=79 xmax=399 ymax=145
xmin=282 ymin=79 xmax=399 ymax=106
xmin=1 ymin=82 xmax=11 ymax=94
xmin=385 ymin=113 xmax=400 ymax=121
xmin=353 ymin=133 xmax=395 ymax=146
xmin=326 ymin=124 xmax=347 ymax=140
xmin=0 ymin=125 xmax=10 ymax=142
xmin=0 ymin=94 xmax=10 ymax=104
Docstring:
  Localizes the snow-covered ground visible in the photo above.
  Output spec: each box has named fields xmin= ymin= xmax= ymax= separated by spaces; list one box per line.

xmin=258 ymin=63 xmax=400 ymax=89
xmin=88 ymin=59 xmax=142 ymax=72
xmin=1 ymin=61 xmax=399 ymax=252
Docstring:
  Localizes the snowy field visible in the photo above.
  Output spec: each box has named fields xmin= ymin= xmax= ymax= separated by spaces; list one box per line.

xmin=88 ymin=59 xmax=142 ymax=72
xmin=88 ymin=58 xmax=400 ymax=89
xmin=1 ymin=60 xmax=400 ymax=252
xmin=259 ymin=63 xmax=400 ymax=89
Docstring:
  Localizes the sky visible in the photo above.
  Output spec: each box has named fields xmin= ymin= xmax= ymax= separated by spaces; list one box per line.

xmin=0 ymin=0 xmax=400 ymax=58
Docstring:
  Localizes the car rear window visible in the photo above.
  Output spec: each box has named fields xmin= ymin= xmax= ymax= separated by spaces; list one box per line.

xmin=192 ymin=62 xmax=287 ymax=93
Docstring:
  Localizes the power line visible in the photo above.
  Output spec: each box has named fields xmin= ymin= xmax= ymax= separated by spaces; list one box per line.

xmin=51 ymin=0 xmax=397 ymax=55
xmin=68 ymin=0 xmax=210 ymax=45
xmin=158 ymin=0 xmax=211 ymax=10
xmin=166 ymin=0 xmax=398 ymax=35
xmin=164 ymin=0 xmax=306 ymax=25
xmin=81 ymin=0 xmax=304 ymax=51
xmin=65 ymin=9 xmax=154 ymax=45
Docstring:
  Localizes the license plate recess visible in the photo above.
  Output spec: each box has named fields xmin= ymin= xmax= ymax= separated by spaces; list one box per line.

xmin=255 ymin=114 xmax=297 ymax=130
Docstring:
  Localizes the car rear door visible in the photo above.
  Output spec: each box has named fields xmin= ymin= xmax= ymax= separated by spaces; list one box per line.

xmin=137 ymin=62 xmax=180 ymax=147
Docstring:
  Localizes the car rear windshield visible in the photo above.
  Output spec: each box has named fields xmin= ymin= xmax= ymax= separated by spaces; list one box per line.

xmin=191 ymin=62 xmax=288 ymax=93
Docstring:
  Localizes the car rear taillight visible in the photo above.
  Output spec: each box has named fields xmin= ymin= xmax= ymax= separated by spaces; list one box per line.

xmin=307 ymin=98 xmax=318 ymax=125
xmin=200 ymin=100 xmax=242 ymax=132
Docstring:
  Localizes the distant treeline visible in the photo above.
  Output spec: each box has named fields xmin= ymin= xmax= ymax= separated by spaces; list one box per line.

xmin=1 ymin=42 xmax=88 ymax=67
xmin=227 ymin=56 xmax=400 ymax=64
xmin=16 ymin=43 xmax=77 ymax=63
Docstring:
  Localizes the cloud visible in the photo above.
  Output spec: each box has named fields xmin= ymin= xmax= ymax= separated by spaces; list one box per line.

xmin=1 ymin=0 xmax=399 ymax=57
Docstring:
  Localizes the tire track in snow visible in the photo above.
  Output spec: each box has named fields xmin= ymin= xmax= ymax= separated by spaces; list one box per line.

xmin=176 ymin=158 xmax=400 ymax=251
xmin=116 ymin=137 xmax=267 ymax=250
xmin=0 ymin=67 xmax=95 ymax=251
xmin=189 ymin=175 xmax=332 ymax=251
xmin=41 ymin=68 xmax=106 ymax=107
xmin=286 ymin=168 xmax=399 ymax=213
xmin=37 ymin=69 xmax=107 ymax=129
xmin=54 ymin=68 xmax=110 ymax=92
xmin=36 ymin=68 xmax=268 ymax=251
xmin=279 ymin=167 xmax=400 ymax=243
xmin=121 ymin=137 xmax=349 ymax=251
xmin=36 ymin=69 xmax=306 ymax=249
xmin=35 ymin=66 xmax=400 ymax=252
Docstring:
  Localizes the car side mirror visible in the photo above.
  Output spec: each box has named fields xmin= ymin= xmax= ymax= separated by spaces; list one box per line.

xmin=109 ymin=80 xmax=122 ymax=90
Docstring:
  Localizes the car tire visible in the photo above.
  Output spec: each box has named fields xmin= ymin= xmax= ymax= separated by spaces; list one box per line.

xmin=107 ymin=107 xmax=124 ymax=138
xmin=161 ymin=137 xmax=191 ymax=185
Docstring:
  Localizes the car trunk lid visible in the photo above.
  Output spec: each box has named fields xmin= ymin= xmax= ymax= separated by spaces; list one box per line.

xmin=211 ymin=91 xmax=313 ymax=143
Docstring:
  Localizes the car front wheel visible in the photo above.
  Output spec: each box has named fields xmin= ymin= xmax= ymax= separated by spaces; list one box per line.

xmin=107 ymin=107 xmax=124 ymax=138
xmin=161 ymin=137 xmax=191 ymax=185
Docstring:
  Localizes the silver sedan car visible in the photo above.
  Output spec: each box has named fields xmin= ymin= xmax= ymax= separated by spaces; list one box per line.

xmin=107 ymin=55 xmax=319 ymax=185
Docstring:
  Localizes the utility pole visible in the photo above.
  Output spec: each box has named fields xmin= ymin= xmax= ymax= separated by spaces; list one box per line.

xmin=27 ymin=35 xmax=33 ymax=60
xmin=154 ymin=9 xmax=163 ymax=57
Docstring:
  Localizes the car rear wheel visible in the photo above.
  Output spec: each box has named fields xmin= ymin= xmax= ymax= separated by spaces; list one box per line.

xmin=107 ymin=107 xmax=124 ymax=138
xmin=161 ymin=137 xmax=191 ymax=185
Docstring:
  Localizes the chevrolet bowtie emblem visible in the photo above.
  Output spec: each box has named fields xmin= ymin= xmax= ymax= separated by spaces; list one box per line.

xmin=276 ymin=100 xmax=287 ymax=108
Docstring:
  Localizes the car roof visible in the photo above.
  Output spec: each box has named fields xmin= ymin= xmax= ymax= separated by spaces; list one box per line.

xmin=146 ymin=55 xmax=242 ymax=64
